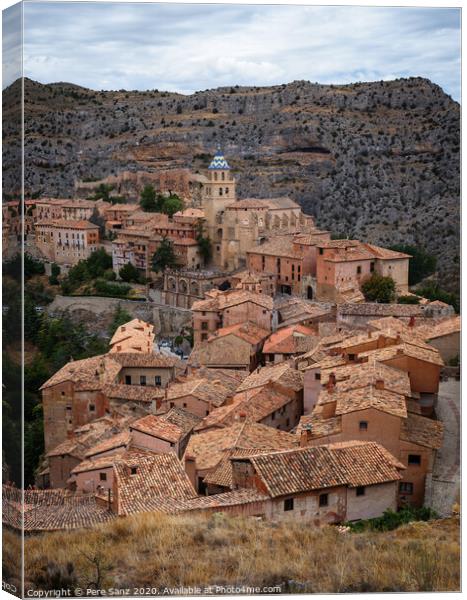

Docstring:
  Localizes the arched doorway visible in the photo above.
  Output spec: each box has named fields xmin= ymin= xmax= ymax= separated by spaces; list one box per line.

xmin=307 ymin=286 xmax=313 ymax=300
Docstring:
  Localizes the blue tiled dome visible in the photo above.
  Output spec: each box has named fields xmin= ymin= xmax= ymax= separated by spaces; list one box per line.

xmin=208 ymin=147 xmax=230 ymax=170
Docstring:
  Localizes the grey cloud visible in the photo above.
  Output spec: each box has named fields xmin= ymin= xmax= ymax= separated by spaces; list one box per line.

xmin=13 ymin=2 xmax=460 ymax=100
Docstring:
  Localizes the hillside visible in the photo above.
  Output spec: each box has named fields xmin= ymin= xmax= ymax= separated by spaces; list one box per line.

xmin=4 ymin=513 xmax=459 ymax=593
xmin=3 ymin=77 xmax=460 ymax=292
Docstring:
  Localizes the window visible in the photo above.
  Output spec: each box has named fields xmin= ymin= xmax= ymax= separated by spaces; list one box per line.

xmin=183 ymin=402 xmax=187 ymax=408
xmin=89 ymin=404 xmax=95 ymax=412
xmin=201 ymin=333 xmax=208 ymax=341
xmin=399 ymin=482 xmax=413 ymax=495
xmin=170 ymin=402 xmax=175 ymax=408
xmin=408 ymin=454 xmax=421 ymax=466
xmin=284 ymin=498 xmax=294 ymax=511
xmin=319 ymin=248 xmax=324 ymax=255
xmin=370 ymin=262 xmax=375 ymax=272
xmin=356 ymin=486 xmax=365 ymax=497
xmin=219 ymin=188 xmax=223 ymax=195
xmin=125 ymin=375 xmax=132 ymax=385
xmin=130 ymin=467 xmax=138 ymax=475
xmin=155 ymin=376 xmax=161 ymax=386
xmin=357 ymin=266 xmax=362 ymax=274
xmin=100 ymin=472 xmax=107 ymax=482
xmin=315 ymin=373 xmax=321 ymax=380
xmin=140 ymin=375 xmax=146 ymax=386
xmin=286 ymin=418 xmax=290 ymax=427
xmin=201 ymin=321 xmax=208 ymax=330
xmin=359 ymin=421 xmax=368 ymax=431
xmin=319 ymin=493 xmax=328 ymax=507
xmin=271 ymin=411 xmax=276 ymax=420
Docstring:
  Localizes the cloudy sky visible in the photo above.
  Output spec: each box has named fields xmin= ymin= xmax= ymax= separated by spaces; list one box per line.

xmin=3 ymin=2 xmax=461 ymax=100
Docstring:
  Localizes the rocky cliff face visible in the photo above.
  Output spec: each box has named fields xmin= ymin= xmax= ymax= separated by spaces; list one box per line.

xmin=3 ymin=77 xmax=460 ymax=291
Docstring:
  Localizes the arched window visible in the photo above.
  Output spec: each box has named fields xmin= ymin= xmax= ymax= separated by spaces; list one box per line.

xmin=225 ymin=188 xmax=229 ymax=194
xmin=219 ymin=188 xmax=223 ymax=195
xmin=221 ymin=172 xmax=225 ymax=181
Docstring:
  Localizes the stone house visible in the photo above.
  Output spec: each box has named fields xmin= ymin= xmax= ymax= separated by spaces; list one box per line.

xmin=227 ymin=441 xmax=404 ymax=523
xmin=35 ymin=219 xmax=100 ymax=266
xmin=315 ymin=240 xmax=410 ymax=302
xmin=184 ymin=420 xmax=297 ymax=494
xmin=195 ymin=383 xmax=303 ymax=435
xmin=162 ymin=268 xmax=232 ymax=309
xmin=164 ymin=377 xmax=234 ymax=418
xmin=298 ymin=368 xmax=443 ymax=507
xmin=188 ymin=322 xmax=270 ymax=372
xmin=130 ymin=408 xmax=200 ymax=459
xmin=191 ymin=288 xmax=274 ymax=344
xmin=263 ymin=324 xmax=318 ymax=364
xmin=41 ymin=351 xmax=180 ymax=453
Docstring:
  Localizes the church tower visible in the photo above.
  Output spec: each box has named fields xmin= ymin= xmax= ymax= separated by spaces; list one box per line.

xmin=201 ymin=147 xmax=237 ymax=265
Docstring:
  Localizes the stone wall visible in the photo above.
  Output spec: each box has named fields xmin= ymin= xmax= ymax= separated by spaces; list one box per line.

xmin=47 ymin=295 xmax=192 ymax=337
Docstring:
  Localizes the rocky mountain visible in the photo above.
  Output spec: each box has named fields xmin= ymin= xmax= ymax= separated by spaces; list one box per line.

xmin=3 ymin=77 xmax=460 ymax=291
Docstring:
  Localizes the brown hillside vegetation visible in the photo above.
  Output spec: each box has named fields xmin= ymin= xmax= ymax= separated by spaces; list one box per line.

xmin=6 ymin=514 xmax=460 ymax=594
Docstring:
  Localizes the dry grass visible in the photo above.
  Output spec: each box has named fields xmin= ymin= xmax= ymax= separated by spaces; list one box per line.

xmin=4 ymin=514 xmax=459 ymax=594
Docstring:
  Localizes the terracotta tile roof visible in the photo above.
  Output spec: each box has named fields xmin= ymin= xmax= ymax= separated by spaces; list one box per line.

xmin=37 ymin=219 xmax=99 ymax=230
xmin=111 ymin=352 xmax=179 ymax=369
xmin=113 ymin=454 xmax=196 ymax=516
xmin=130 ymin=414 xmax=185 ymax=443
xmin=188 ymin=338 xmax=252 ymax=369
xmin=236 ymin=363 xmax=303 ymax=393
xmin=400 ymin=413 xmax=444 ymax=449
xmin=317 ymin=239 xmax=361 ymax=249
xmin=161 ymin=407 xmax=202 ymax=434
xmin=359 ymin=343 xmax=444 ymax=367
xmin=203 ymin=448 xmax=272 ymax=489
xmin=164 ymin=488 xmax=269 ymax=514
xmin=166 ymin=378 xmax=231 ymax=407
xmin=362 ymin=243 xmax=411 ymax=260
xmin=2 ymin=486 xmax=115 ymax=532
xmin=331 ymin=385 xmax=408 ymax=419
xmin=263 ymin=324 xmax=317 ymax=355
xmin=192 ymin=289 xmax=273 ymax=312
xmin=296 ymin=414 xmax=343 ymax=439
xmin=319 ymin=361 xmax=412 ymax=397
xmin=247 ymin=235 xmax=305 ymax=259
xmin=338 ymin=303 xmax=424 ymax=317
xmin=103 ymin=383 xmax=165 ymax=403
xmin=40 ymin=354 xmax=121 ymax=390
xmin=246 ymin=441 xmax=403 ymax=497
xmin=425 ymin=316 xmax=461 ymax=340
xmin=368 ymin=317 xmax=411 ymax=333
xmin=195 ymin=367 xmax=247 ymax=392
xmin=185 ymin=421 xmax=298 ymax=472
xmin=196 ymin=386 xmax=294 ymax=431
xmin=323 ymin=246 xmax=376 ymax=263
xmin=210 ymin=321 xmax=270 ymax=346
xmin=84 ymin=431 xmax=131 ymax=459
xmin=46 ymin=416 xmax=128 ymax=459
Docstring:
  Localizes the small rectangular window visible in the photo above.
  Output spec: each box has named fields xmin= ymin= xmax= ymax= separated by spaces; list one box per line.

xmin=100 ymin=472 xmax=107 ymax=481
xmin=357 ymin=266 xmax=362 ymax=274
xmin=155 ymin=376 xmax=161 ymax=386
xmin=130 ymin=467 xmax=137 ymax=475
xmin=356 ymin=486 xmax=365 ymax=496
xmin=359 ymin=421 xmax=368 ymax=431
xmin=408 ymin=454 xmax=421 ymax=466
xmin=399 ymin=482 xmax=413 ymax=495
xmin=125 ymin=375 xmax=132 ymax=385
xmin=140 ymin=375 xmax=146 ymax=386
xmin=315 ymin=373 xmax=321 ymax=380
xmin=284 ymin=498 xmax=294 ymax=511
xmin=89 ymin=404 xmax=95 ymax=412
xmin=319 ymin=493 xmax=328 ymax=507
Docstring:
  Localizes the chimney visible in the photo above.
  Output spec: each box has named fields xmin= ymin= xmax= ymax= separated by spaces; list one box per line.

xmin=238 ymin=411 xmax=247 ymax=422
xmin=367 ymin=330 xmax=372 ymax=339
xmin=375 ymin=379 xmax=385 ymax=390
xmin=300 ymin=424 xmax=312 ymax=447
xmin=408 ymin=316 xmax=415 ymax=328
